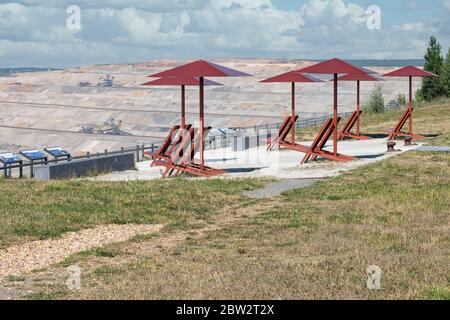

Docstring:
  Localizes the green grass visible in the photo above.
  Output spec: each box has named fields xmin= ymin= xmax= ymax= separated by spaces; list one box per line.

xmin=0 ymin=178 xmax=265 ymax=248
xmin=6 ymin=275 xmax=26 ymax=282
xmin=417 ymin=286 xmax=450 ymax=300
xmin=3 ymin=101 xmax=450 ymax=300
xmin=39 ymin=151 xmax=449 ymax=300
xmin=297 ymin=99 xmax=450 ymax=145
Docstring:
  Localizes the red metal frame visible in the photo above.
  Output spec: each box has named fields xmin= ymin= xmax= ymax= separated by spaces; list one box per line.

xmin=385 ymin=104 xmax=424 ymax=141
xmin=148 ymin=60 xmax=251 ymax=177
xmin=382 ymin=66 xmax=435 ymax=141
xmin=145 ymin=125 xmax=224 ymax=178
xmin=338 ymin=110 xmax=369 ymax=140
xmin=163 ymin=126 xmax=224 ymax=178
xmin=147 ymin=125 xmax=182 ymax=162
xmin=301 ymin=118 xmax=356 ymax=164
xmin=336 ymin=77 xmax=374 ymax=141
xmin=261 ymin=72 xmax=323 ymax=153
xmin=385 ymin=76 xmax=425 ymax=141
xmin=267 ymin=115 xmax=298 ymax=151
xmin=295 ymin=59 xmax=371 ymax=162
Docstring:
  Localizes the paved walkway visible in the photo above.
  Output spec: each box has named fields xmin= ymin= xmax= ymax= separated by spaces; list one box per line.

xmin=416 ymin=146 xmax=450 ymax=153
xmin=243 ymin=179 xmax=319 ymax=199
xmin=94 ymin=138 xmax=423 ymax=182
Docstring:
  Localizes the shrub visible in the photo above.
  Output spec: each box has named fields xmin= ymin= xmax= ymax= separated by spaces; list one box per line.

xmin=396 ymin=93 xmax=407 ymax=106
xmin=365 ymin=84 xmax=385 ymax=113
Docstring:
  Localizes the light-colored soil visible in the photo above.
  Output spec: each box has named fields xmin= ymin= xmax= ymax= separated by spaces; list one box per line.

xmin=0 ymin=59 xmax=412 ymax=154
xmin=0 ymin=224 xmax=163 ymax=278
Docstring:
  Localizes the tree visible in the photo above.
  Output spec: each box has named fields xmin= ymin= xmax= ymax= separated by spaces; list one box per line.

xmin=365 ymin=84 xmax=385 ymax=113
xmin=420 ymin=36 xmax=444 ymax=100
xmin=440 ymin=47 xmax=450 ymax=97
xmin=396 ymin=93 xmax=406 ymax=106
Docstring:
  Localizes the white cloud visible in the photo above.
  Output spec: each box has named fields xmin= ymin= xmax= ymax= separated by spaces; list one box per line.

xmin=0 ymin=0 xmax=448 ymax=67
xmin=395 ymin=22 xmax=426 ymax=32
xmin=444 ymin=0 xmax=450 ymax=12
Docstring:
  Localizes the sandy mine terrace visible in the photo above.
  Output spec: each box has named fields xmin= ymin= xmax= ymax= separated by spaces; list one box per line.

xmin=93 ymin=139 xmax=422 ymax=182
xmin=0 ymin=59 xmax=418 ymax=155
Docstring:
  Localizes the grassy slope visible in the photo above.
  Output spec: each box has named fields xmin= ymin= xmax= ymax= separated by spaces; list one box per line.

xmin=54 ymin=151 xmax=449 ymax=300
xmin=1 ymin=101 xmax=449 ymax=299
xmin=297 ymin=99 xmax=450 ymax=145
xmin=0 ymin=179 xmax=265 ymax=248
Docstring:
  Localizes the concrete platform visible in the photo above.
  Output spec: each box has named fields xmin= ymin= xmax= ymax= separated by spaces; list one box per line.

xmin=92 ymin=138 xmax=422 ymax=182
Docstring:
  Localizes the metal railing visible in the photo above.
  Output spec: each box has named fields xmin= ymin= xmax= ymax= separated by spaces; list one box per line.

xmin=205 ymin=100 xmax=401 ymax=150
xmin=1 ymin=144 xmax=158 ymax=179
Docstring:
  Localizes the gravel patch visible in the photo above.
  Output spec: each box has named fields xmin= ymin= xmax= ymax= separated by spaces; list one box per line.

xmin=243 ymin=179 xmax=319 ymax=199
xmin=0 ymin=224 xmax=163 ymax=278
xmin=416 ymin=146 xmax=450 ymax=153
xmin=0 ymin=285 xmax=20 ymax=300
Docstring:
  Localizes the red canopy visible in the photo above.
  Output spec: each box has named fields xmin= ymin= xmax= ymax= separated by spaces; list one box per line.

xmin=260 ymin=71 xmax=323 ymax=146
xmin=149 ymin=60 xmax=251 ymax=78
xmin=261 ymin=71 xmax=323 ymax=83
xmin=383 ymin=66 xmax=436 ymax=78
xmin=147 ymin=60 xmax=250 ymax=173
xmin=141 ymin=77 xmax=223 ymax=131
xmin=294 ymin=58 xmax=370 ymax=160
xmin=296 ymin=58 xmax=368 ymax=75
xmin=336 ymin=73 xmax=382 ymax=82
xmin=142 ymin=77 xmax=223 ymax=86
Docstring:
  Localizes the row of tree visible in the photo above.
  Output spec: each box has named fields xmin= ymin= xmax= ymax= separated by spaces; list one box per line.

xmin=420 ymin=36 xmax=450 ymax=100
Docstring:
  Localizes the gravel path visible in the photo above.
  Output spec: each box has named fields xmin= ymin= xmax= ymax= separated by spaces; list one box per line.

xmin=416 ymin=146 xmax=450 ymax=152
xmin=243 ymin=179 xmax=320 ymax=199
xmin=0 ymin=224 xmax=163 ymax=278
xmin=0 ymin=285 xmax=19 ymax=300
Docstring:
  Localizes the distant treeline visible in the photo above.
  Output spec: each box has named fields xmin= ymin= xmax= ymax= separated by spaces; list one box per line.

xmin=0 ymin=68 xmax=59 ymax=76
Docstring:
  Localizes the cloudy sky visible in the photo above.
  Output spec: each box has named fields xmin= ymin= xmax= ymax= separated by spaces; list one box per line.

xmin=0 ymin=0 xmax=449 ymax=68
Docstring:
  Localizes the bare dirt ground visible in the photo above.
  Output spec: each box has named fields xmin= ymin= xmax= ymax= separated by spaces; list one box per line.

xmin=0 ymin=197 xmax=281 ymax=299
xmin=0 ymin=224 xmax=163 ymax=278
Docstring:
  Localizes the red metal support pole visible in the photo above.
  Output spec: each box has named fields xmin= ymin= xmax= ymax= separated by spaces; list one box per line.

xmin=409 ymin=76 xmax=413 ymax=136
xmin=181 ymin=85 xmax=186 ymax=131
xmin=200 ymin=77 xmax=205 ymax=171
xmin=291 ymin=82 xmax=295 ymax=145
xmin=333 ymin=73 xmax=338 ymax=157
xmin=356 ymin=80 xmax=361 ymax=136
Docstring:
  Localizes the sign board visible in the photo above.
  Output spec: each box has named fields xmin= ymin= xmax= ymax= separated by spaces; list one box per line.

xmin=20 ymin=149 xmax=47 ymax=161
xmin=45 ymin=147 xmax=71 ymax=158
xmin=0 ymin=153 xmax=21 ymax=164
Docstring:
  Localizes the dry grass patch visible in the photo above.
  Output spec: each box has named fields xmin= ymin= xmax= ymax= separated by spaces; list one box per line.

xmin=0 ymin=178 xmax=266 ymax=248
xmin=29 ymin=152 xmax=449 ymax=300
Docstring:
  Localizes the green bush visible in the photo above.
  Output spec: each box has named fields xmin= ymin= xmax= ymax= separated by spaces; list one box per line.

xmin=364 ymin=84 xmax=385 ymax=113
xmin=396 ymin=93 xmax=407 ymax=106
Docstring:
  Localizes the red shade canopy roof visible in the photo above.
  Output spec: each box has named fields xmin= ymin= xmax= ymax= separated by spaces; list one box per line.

xmin=336 ymin=73 xmax=382 ymax=82
xmin=382 ymin=66 xmax=436 ymax=77
xmin=149 ymin=60 xmax=251 ymax=78
xmin=295 ymin=58 xmax=369 ymax=75
xmin=142 ymin=77 xmax=223 ymax=86
xmin=260 ymin=71 xmax=323 ymax=83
